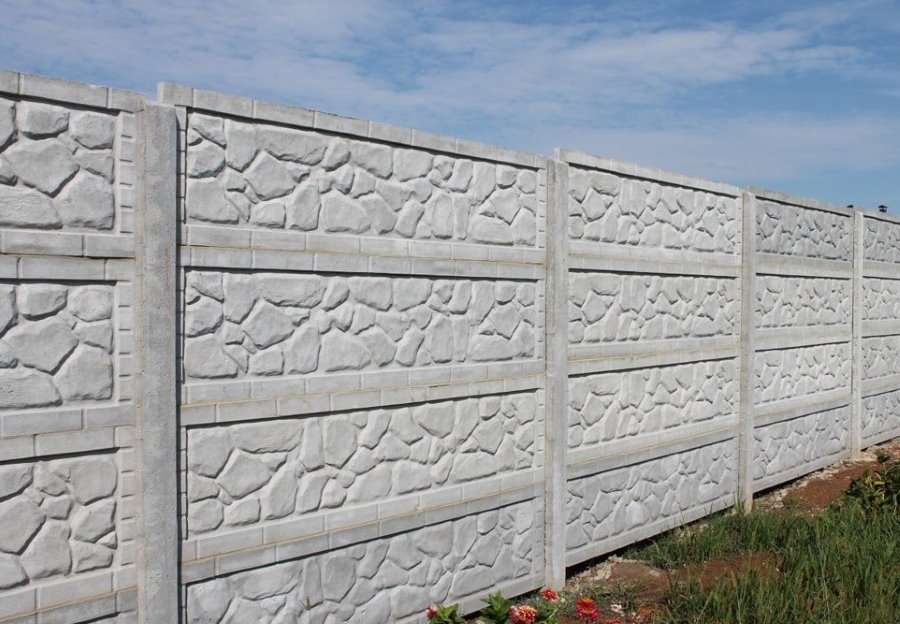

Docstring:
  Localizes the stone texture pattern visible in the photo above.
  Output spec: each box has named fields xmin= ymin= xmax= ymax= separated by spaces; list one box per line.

xmin=568 ymin=360 xmax=737 ymax=449
xmin=183 ymin=271 xmax=537 ymax=380
xmin=861 ymin=336 xmax=900 ymax=381
xmin=754 ymin=343 xmax=851 ymax=405
xmin=185 ymin=114 xmax=539 ymax=246
xmin=862 ymin=279 xmax=900 ymax=320
xmin=568 ymin=273 xmax=736 ymax=345
xmin=185 ymin=393 xmax=538 ymax=536
xmin=0 ymin=282 xmax=115 ymax=409
xmin=0 ymin=454 xmax=118 ymax=590
xmin=567 ymin=169 xmax=739 ymax=253
xmin=753 ymin=407 xmax=849 ymax=482
xmin=862 ymin=388 xmax=900 ymax=442
xmin=565 ymin=441 xmax=736 ymax=551
xmin=186 ymin=501 xmax=537 ymax=623
xmin=755 ymin=276 xmax=850 ymax=328
xmin=864 ymin=218 xmax=900 ymax=263
xmin=756 ymin=200 xmax=852 ymax=260
xmin=0 ymin=97 xmax=116 ymax=231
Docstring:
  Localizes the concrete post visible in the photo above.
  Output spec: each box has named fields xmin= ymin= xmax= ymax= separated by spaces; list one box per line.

xmin=737 ymin=191 xmax=757 ymax=509
xmin=544 ymin=156 xmax=570 ymax=588
xmin=850 ymin=210 xmax=864 ymax=456
xmin=134 ymin=101 xmax=180 ymax=624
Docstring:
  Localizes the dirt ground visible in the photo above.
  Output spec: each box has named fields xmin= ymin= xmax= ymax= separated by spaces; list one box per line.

xmin=558 ymin=439 xmax=900 ymax=623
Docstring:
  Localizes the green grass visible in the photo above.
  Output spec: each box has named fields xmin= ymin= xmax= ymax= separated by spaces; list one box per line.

xmin=624 ymin=504 xmax=900 ymax=623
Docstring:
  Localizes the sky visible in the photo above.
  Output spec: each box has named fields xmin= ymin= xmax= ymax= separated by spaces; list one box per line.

xmin=1 ymin=0 xmax=898 ymax=212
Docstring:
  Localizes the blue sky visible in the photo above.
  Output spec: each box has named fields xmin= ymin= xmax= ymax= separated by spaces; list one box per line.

xmin=2 ymin=0 xmax=898 ymax=212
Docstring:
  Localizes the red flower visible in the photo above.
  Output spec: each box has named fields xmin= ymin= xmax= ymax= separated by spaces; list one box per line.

xmin=604 ymin=620 xmax=624 ymax=624
xmin=541 ymin=588 xmax=560 ymax=602
xmin=425 ymin=605 xmax=438 ymax=620
xmin=508 ymin=605 xmax=538 ymax=624
xmin=575 ymin=598 xmax=600 ymax=622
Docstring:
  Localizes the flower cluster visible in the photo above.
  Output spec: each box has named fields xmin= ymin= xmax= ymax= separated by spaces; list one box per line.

xmin=575 ymin=598 xmax=600 ymax=622
xmin=508 ymin=605 xmax=538 ymax=624
xmin=424 ymin=587 xmax=623 ymax=624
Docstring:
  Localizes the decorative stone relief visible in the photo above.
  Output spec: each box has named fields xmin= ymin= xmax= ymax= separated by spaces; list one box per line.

xmin=565 ymin=441 xmax=736 ymax=551
xmin=183 ymin=272 xmax=537 ymax=380
xmin=756 ymin=200 xmax=852 ymax=260
xmin=568 ymin=273 xmax=736 ymax=344
xmin=754 ymin=343 xmax=850 ymax=404
xmin=186 ymin=501 xmax=537 ymax=623
xmin=862 ymin=279 xmax=900 ymax=320
xmin=0 ymin=282 xmax=115 ymax=409
xmin=0 ymin=97 xmax=116 ymax=231
xmin=864 ymin=219 xmax=900 ymax=263
xmin=568 ymin=360 xmax=737 ymax=448
xmin=185 ymin=392 xmax=538 ymax=536
xmin=862 ymin=388 xmax=900 ymax=442
xmin=0 ymin=454 xmax=118 ymax=590
xmin=861 ymin=336 xmax=900 ymax=381
xmin=755 ymin=276 xmax=850 ymax=328
xmin=567 ymin=169 xmax=739 ymax=253
xmin=185 ymin=113 xmax=539 ymax=246
xmin=753 ymin=407 xmax=849 ymax=482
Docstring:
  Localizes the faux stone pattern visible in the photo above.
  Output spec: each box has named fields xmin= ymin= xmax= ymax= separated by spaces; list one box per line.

xmin=861 ymin=336 xmax=900 ymax=380
xmin=568 ymin=360 xmax=737 ymax=449
xmin=862 ymin=388 xmax=900 ymax=441
xmin=755 ymin=276 xmax=850 ymax=328
xmin=568 ymin=273 xmax=737 ymax=345
xmin=0 ymin=454 xmax=118 ymax=590
xmin=864 ymin=219 xmax=900 ymax=263
xmin=0 ymin=282 xmax=115 ymax=409
xmin=565 ymin=441 xmax=736 ymax=551
xmin=752 ymin=407 xmax=849 ymax=482
xmin=185 ymin=113 xmax=539 ymax=246
xmin=0 ymin=97 xmax=116 ymax=231
xmin=185 ymin=393 xmax=538 ymax=536
xmin=567 ymin=169 xmax=739 ymax=253
xmin=862 ymin=279 xmax=900 ymax=320
xmin=756 ymin=200 xmax=852 ymax=260
xmin=754 ymin=343 xmax=851 ymax=404
xmin=185 ymin=501 xmax=537 ymax=623
xmin=183 ymin=271 xmax=537 ymax=380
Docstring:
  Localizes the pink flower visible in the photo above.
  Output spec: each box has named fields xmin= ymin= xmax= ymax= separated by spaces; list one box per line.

xmin=425 ymin=605 xmax=438 ymax=620
xmin=541 ymin=588 xmax=560 ymax=602
xmin=508 ymin=605 xmax=538 ymax=624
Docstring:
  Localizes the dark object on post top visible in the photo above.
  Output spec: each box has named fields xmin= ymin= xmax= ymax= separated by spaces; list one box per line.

xmin=878 ymin=205 xmax=888 ymax=213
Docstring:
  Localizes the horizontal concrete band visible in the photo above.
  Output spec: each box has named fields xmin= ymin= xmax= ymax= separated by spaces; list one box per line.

xmin=565 ymin=494 xmax=735 ymax=568
xmin=862 ymin=319 xmax=900 ymax=337
xmin=747 ymin=186 xmax=855 ymax=217
xmin=0 ymin=403 xmax=134 ymax=438
xmin=752 ymin=389 xmax=852 ymax=428
xmin=0 ymin=255 xmax=133 ymax=281
xmin=0 ymin=231 xmax=135 ymax=259
xmin=568 ymin=245 xmax=741 ymax=278
xmin=160 ymin=83 xmax=545 ymax=169
xmin=751 ymin=449 xmax=852 ymax=494
xmin=568 ymin=423 xmax=738 ymax=479
xmin=181 ymin=245 xmax=545 ymax=281
xmin=0 ymin=69 xmax=143 ymax=112
xmin=0 ymin=424 xmax=132 ymax=462
xmin=862 ymin=424 xmax=900 ymax=447
xmin=557 ymin=149 xmax=741 ymax=197
xmin=181 ymin=481 xmax=541 ymax=583
xmin=862 ymin=260 xmax=900 ymax=279
xmin=568 ymin=336 xmax=739 ymax=374
xmin=862 ymin=373 xmax=900 ymax=397
xmin=755 ymin=253 xmax=852 ymax=278
xmin=754 ymin=326 xmax=851 ymax=351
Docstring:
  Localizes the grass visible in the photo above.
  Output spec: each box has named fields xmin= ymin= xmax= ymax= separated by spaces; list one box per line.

xmin=624 ymin=502 xmax=900 ymax=623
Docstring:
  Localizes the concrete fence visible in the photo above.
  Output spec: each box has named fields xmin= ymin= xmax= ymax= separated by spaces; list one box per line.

xmin=0 ymin=69 xmax=898 ymax=624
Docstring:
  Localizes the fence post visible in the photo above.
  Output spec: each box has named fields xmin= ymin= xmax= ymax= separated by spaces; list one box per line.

xmin=134 ymin=101 xmax=180 ymax=624
xmin=544 ymin=155 xmax=570 ymax=588
xmin=850 ymin=210 xmax=864 ymax=456
xmin=737 ymin=191 xmax=757 ymax=509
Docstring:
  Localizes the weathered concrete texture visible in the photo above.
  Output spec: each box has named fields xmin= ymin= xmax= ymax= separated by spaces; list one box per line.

xmin=861 ymin=336 xmax=900 ymax=380
xmin=756 ymin=200 xmax=852 ymax=260
xmin=185 ymin=392 xmax=538 ymax=536
xmin=565 ymin=441 xmax=737 ymax=551
xmin=568 ymin=360 xmax=737 ymax=448
xmin=567 ymin=169 xmax=739 ymax=253
xmin=0 ymin=96 xmax=116 ymax=230
xmin=0 ymin=455 xmax=118 ymax=590
xmin=752 ymin=407 xmax=850 ymax=482
xmin=0 ymin=281 xmax=115 ymax=409
xmin=862 ymin=388 xmax=900 ymax=443
xmin=754 ymin=343 xmax=851 ymax=404
xmin=862 ymin=278 xmax=900 ymax=320
xmin=185 ymin=113 xmax=539 ymax=246
xmin=183 ymin=271 xmax=537 ymax=380
xmin=755 ymin=276 xmax=850 ymax=328
xmin=568 ymin=273 xmax=736 ymax=344
xmin=185 ymin=501 xmax=538 ymax=623
xmin=864 ymin=218 xmax=900 ymax=263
